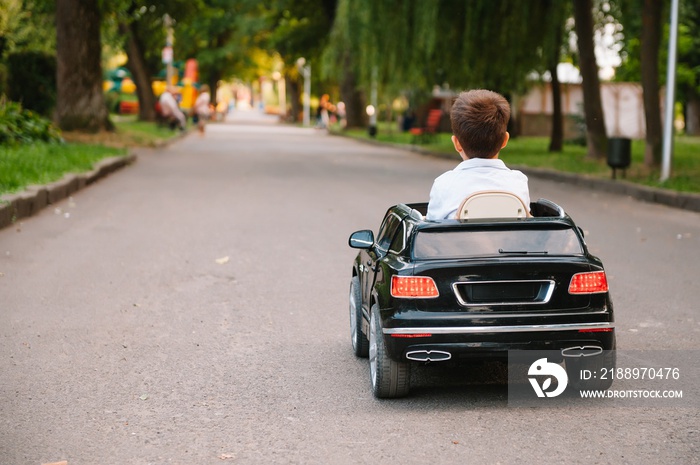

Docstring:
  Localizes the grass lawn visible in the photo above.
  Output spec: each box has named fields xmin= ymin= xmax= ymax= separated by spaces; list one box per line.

xmin=0 ymin=115 xmax=183 ymax=196
xmin=62 ymin=115 xmax=182 ymax=148
xmin=0 ymin=143 xmax=125 ymax=194
xmin=339 ymin=124 xmax=700 ymax=194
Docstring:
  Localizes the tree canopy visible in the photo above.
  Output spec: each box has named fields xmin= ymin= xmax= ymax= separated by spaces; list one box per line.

xmin=322 ymin=1 xmax=564 ymax=98
xmin=1 ymin=0 xmax=696 ymax=151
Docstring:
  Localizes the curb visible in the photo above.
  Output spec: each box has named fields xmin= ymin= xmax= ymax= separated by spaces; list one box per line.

xmin=336 ymin=133 xmax=700 ymax=214
xmin=0 ymin=154 xmax=137 ymax=230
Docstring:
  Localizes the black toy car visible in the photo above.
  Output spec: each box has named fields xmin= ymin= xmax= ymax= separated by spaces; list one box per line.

xmin=348 ymin=199 xmax=615 ymax=398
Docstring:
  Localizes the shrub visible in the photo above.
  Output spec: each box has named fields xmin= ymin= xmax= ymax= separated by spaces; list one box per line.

xmin=104 ymin=90 xmax=121 ymax=114
xmin=0 ymin=99 xmax=62 ymax=145
xmin=7 ymin=51 xmax=57 ymax=117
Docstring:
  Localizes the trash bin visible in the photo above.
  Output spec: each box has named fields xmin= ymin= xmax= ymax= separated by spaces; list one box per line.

xmin=607 ymin=137 xmax=631 ymax=179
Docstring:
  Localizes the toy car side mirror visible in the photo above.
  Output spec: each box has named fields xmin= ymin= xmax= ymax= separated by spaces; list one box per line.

xmin=349 ymin=230 xmax=375 ymax=249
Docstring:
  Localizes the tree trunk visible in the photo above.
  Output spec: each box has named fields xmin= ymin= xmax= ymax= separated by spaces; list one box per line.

xmin=208 ymin=71 xmax=221 ymax=109
xmin=548 ymin=26 xmax=564 ymax=152
xmin=288 ymin=75 xmax=300 ymax=123
xmin=55 ymin=0 xmax=112 ymax=132
xmin=549 ymin=69 xmax=563 ymax=152
xmin=507 ymin=93 xmax=520 ymax=138
xmin=207 ymin=77 xmax=216 ymax=108
xmin=206 ymin=35 xmax=229 ymax=108
xmin=686 ymin=97 xmax=700 ymax=135
xmin=573 ymin=0 xmax=607 ymax=160
xmin=640 ymin=0 xmax=663 ymax=167
xmin=119 ymin=20 xmax=156 ymax=122
xmin=340 ymin=51 xmax=365 ymax=129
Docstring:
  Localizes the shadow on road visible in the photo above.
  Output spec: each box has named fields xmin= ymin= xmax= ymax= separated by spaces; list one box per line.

xmin=407 ymin=362 xmax=509 ymax=402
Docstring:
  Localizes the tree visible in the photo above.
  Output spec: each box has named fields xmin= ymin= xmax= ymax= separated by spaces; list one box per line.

xmin=320 ymin=0 xmax=367 ymax=127
xmin=539 ymin=1 xmax=571 ymax=152
xmin=0 ymin=0 xmax=56 ymax=98
xmin=324 ymin=1 xmax=566 ymax=130
xmin=102 ymin=1 xmax=200 ymax=122
xmin=55 ymin=0 xmax=112 ymax=131
xmin=0 ymin=0 xmax=56 ymax=56
xmin=573 ymin=0 xmax=608 ymax=159
xmin=677 ymin=0 xmax=700 ymax=135
xmin=640 ymin=0 xmax=663 ymax=167
xmin=118 ymin=8 xmax=158 ymax=122
xmin=548 ymin=26 xmax=565 ymax=153
xmin=268 ymin=0 xmax=338 ymax=122
xmin=612 ymin=0 xmax=668 ymax=166
xmin=338 ymin=49 xmax=365 ymax=128
xmin=178 ymin=0 xmax=271 ymax=106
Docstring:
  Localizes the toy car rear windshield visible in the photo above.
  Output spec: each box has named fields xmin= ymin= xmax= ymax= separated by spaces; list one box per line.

xmin=412 ymin=228 xmax=584 ymax=259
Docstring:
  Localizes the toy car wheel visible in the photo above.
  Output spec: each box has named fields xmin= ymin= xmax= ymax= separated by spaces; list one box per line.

xmin=565 ymin=337 xmax=617 ymax=391
xmin=369 ymin=304 xmax=410 ymax=398
xmin=350 ymin=276 xmax=369 ymax=357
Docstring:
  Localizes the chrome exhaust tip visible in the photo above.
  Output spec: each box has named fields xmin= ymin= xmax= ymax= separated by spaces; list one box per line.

xmin=406 ymin=350 xmax=452 ymax=362
xmin=561 ymin=346 xmax=604 ymax=358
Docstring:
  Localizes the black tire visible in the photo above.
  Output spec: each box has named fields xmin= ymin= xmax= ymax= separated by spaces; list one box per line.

xmin=566 ymin=337 xmax=617 ymax=391
xmin=350 ymin=276 xmax=369 ymax=357
xmin=369 ymin=304 xmax=410 ymax=398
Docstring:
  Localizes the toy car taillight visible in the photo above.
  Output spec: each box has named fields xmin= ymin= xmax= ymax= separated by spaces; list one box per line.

xmin=568 ymin=271 xmax=608 ymax=294
xmin=391 ymin=276 xmax=439 ymax=298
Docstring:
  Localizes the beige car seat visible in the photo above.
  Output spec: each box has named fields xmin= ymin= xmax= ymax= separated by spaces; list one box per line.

xmin=455 ymin=191 xmax=531 ymax=219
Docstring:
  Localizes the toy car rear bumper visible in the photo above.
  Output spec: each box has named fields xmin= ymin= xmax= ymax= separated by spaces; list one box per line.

xmin=382 ymin=323 xmax=616 ymax=363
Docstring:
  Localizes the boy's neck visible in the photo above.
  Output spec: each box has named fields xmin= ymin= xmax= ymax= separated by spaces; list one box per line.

xmin=462 ymin=152 xmax=500 ymax=161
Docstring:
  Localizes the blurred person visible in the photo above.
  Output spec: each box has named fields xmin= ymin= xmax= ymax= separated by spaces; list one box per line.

xmin=316 ymin=94 xmax=331 ymax=129
xmin=159 ymin=87 xmax=186 ymax=130
xmin=336 ymin=101 xmax=346 ymax=128
xmin=192 ymin=84 xmax=211 ymax=134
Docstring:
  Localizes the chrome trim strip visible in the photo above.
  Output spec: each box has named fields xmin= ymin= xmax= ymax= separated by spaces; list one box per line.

xmin=452 ymin=279 xmax=556 ymax=307
xmin=451 ymin=309 xmax=609 ymax=318
xmin=383 ymin=322 xmax=615 ymax=335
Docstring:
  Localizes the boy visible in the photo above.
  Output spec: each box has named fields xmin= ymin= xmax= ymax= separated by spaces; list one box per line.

xmin=426 ymin=89 xmax=530 ymax=220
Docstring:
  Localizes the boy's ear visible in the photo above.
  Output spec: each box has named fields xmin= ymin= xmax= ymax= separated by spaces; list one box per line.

xmin=451 ymin=135 xmax=463 ymax=153
xmin=501 ymin=131 xmax=510 ymax=148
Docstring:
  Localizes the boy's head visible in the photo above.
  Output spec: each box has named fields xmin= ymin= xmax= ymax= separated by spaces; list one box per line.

xmin=450 ymin=89 xmax=510 ymax=159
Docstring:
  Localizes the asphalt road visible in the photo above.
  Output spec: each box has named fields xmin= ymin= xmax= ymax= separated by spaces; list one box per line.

xmin=1 ymin=112 xmax=699 ymax=465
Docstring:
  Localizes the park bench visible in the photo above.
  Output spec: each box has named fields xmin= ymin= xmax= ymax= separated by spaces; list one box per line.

xmin=410 ymin=108 xmax=442 ymax=144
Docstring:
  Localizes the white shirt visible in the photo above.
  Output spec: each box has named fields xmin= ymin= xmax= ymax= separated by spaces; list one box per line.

xmin=426 ymin=158 xmax=530 ymax=220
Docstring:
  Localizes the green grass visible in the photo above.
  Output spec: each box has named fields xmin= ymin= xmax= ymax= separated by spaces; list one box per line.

xmin=0 ymin=142 xmax=125 ymax=194
xmin=0 ymin=115 xmax=183 ymax=196
xmin=340 ymin=123 xmax=700 ymax=194
xmin=111 ymin=115 xmax=182 ymax=146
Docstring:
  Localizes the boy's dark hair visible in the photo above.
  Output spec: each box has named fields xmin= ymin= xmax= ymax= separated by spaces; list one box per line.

xmin=450 ymin=89 xmax=510 ymax=159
